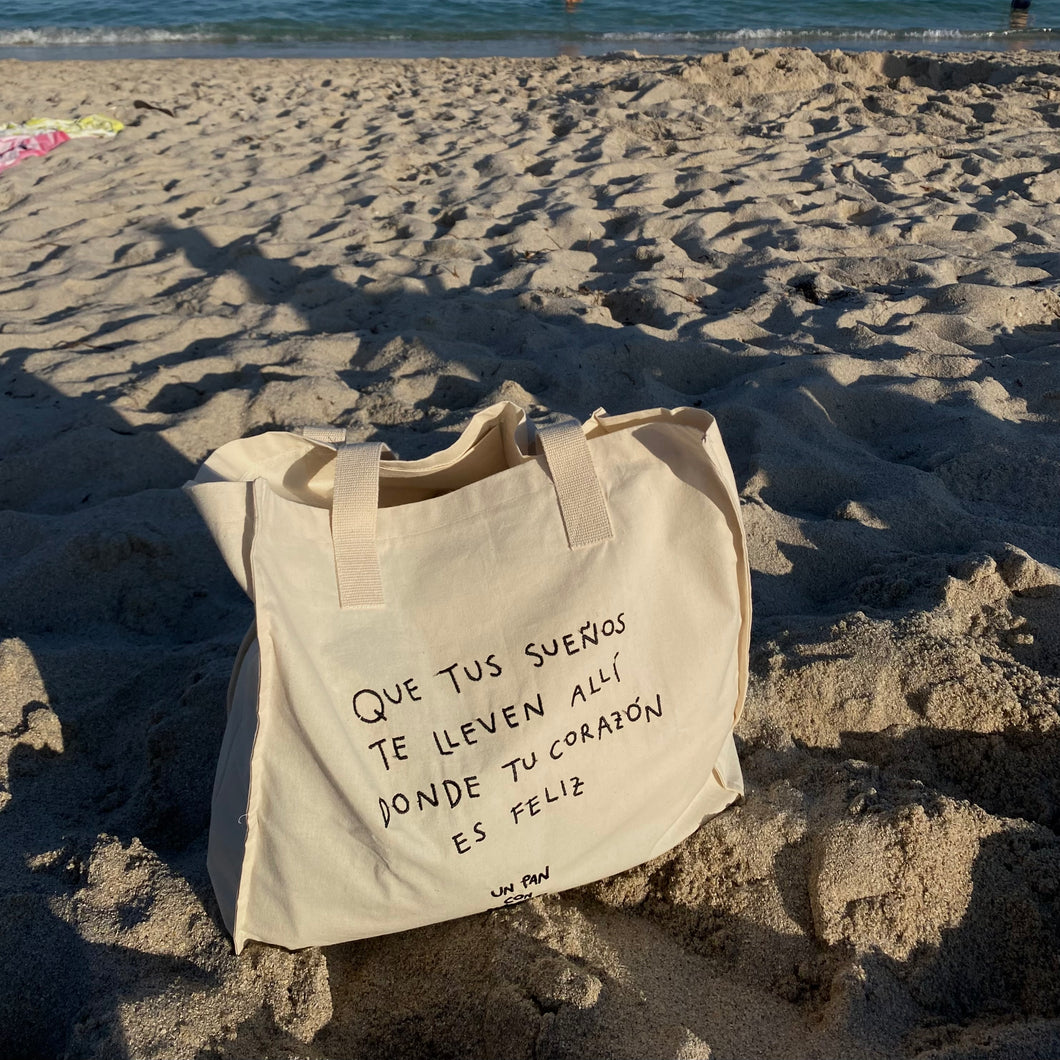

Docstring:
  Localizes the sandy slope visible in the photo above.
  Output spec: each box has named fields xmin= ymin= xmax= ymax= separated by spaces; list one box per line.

xmin=1 ymin=46 xmax=1059 ymax=1059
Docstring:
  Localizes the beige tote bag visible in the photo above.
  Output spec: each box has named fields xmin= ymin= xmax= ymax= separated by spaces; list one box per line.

xmin=185 ymin=403 xmax=751 ymax=952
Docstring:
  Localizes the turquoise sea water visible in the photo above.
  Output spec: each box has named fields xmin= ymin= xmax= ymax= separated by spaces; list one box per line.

xmin=0 ymin=0 xmax=1056 ymax=60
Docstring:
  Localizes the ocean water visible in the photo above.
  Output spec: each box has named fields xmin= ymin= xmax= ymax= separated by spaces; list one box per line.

xmin=0 ymin=0 xmax=1055 ymax=61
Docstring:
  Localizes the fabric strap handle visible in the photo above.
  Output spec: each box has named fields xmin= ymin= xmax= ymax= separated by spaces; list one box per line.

xmin=332 ymin=433 xmax=386 ymax=610
xmin=329 ymin=417 xmax=612 ymax=610
xmin=302 ymin=426 xmax=349 ymax=445
xmin=535 ymin=418 xmax=613 ymax=549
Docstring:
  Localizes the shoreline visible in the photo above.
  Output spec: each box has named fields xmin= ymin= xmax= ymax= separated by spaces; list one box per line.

xmin=0 ymin=28 xmax=1057 ymax=63
xmin=2 ymin=46 xmax=1059 ymax=1060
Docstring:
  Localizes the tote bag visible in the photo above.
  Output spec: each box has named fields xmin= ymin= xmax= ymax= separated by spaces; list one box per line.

xmin=185 ymin=403 xmax=751 ymax=952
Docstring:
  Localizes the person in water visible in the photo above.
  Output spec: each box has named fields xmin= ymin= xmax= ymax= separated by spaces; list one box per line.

xmin=1010 ymin=0 xmax=1030 ymax=32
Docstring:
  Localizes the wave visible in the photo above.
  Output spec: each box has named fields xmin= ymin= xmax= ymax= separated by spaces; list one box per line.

xmin=0 ymin=22 xmax=1055 ymax=50
xmin=600 ymin=26 xmax=1057 ymax=43
xmin=0 ymin=26 xmax=215 ymax=45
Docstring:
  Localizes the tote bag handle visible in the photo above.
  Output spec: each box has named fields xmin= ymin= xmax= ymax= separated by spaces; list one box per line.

xmin=331 ymin=419 xmax=613 ymax=610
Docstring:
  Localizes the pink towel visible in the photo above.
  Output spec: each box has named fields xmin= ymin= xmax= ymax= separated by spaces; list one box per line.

xmin=0 ymin=130 xmax=71 ymax=173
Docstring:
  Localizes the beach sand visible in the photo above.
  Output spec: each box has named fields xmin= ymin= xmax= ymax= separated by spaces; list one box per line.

xmin=1 ymin=46 xmax=1059 ymax=1059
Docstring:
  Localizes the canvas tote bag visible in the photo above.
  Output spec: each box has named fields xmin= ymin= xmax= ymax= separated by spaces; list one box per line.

xmin=185 ymin=403 xmax=751 ymax=952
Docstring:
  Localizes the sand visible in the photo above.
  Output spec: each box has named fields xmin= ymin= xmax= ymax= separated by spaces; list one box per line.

xmin=1 ymin=45 xmax=1059 ymax=1059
